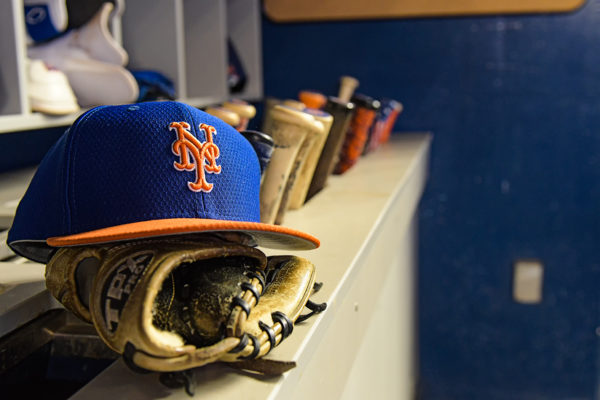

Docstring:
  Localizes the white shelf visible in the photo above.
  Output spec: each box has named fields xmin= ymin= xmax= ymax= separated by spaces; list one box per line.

xmin=0 ymin=92 xmax=260 ymax=134
xmin=1 ymin=0 xmax=28 ymax=118
xmin=0 ymin=0 xmax=263 ymax=134
xmin=0 ymin=167 xmax=57 ymax=339
xmin=69 ymin=133 xmax=432 ymax=400
xmin=0 ymin=111 xmax=85 ymax=135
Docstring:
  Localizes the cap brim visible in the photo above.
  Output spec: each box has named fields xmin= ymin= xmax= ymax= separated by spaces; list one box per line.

xmin=46 ymin=218 xmax=319 ymax=250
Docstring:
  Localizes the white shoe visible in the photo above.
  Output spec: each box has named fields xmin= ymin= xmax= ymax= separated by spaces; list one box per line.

xmin=28 ymin=44 xmax=138 ymax=108
xmin=71 ymin=2 xmax=128 ymax=66
xmin=28 ymin=3 xmax=138 ymax=108
xmin=27 ymin=59 xmax=79 ymax=115
xmin=110 ymin=0 xmax=126 ymax=20
xmin=52 ymin=56 xmax=139 ymax=107
xmin=28 ymin=2 xmax=127 ymax=66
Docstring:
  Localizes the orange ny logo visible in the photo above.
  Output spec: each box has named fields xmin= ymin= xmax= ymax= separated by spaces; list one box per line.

xmin=170 ymin=121 xmax=221 ymax=192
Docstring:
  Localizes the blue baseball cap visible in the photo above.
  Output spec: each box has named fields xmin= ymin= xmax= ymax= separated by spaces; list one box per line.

xmin=8 ymin=101 xmax=319 ymax=263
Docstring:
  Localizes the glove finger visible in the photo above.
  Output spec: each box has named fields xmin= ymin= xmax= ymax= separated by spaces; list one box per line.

xmin=222 ymin=255 xmax=319 ymax=363
xmin=46 ymin=246 xmax=104 ymax=323
xmin=129 ymin=337 xmax=241 ymax=372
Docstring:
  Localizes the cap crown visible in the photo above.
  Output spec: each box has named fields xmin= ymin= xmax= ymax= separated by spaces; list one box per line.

xmin=9 ymin=101 xmax=261 ymax=262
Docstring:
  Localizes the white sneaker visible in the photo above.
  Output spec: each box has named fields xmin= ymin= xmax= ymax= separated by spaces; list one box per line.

xmin=110 ymin=0 xmax=125 ymax=21
xmin=53 ymin=56 xmax=139 ymax=107
xmin=28 ymin=44 xmax=138 ymax=108
xmin=28 ymin=2 xmax=138 ymax=108
xmin=71 ymin=2 xmax=128 ymax=66
xmin=29 ymin=2 xmax=127 ymax=66
xmin=27 ymin=59 xmax=79 ymax=115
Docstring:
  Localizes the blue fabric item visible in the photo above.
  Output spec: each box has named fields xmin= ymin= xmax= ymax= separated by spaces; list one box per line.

xmin=241 ymin=130 xmax=274 ymax=176
xmin=363 ymin=97 xmax=394 ymax=154
xmin=25 ymin=4 xmax=64 ymax=42
xmin=8 ymin=101 xmax=261 ymax=262
xmin=130 ymin=70 xmax=176 ymax=102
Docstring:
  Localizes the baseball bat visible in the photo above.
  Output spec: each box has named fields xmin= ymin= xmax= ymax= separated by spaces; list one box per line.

xmin=305 ymin=97 xmax=355 ymax=201
xmin=205 ymin=106 xmax=241 ymax=128
xmin=299 ymin=90 xmax=327 ymax=109
xmin=222 ymin=99 xmax=256 ymax=131
xmin=364 ymin=98 xmax=404 ymax=153
xmin=274 ymin=110 xmax=324 ymax=224
xmin=282 ymin=99 xmax=306 ymax=111
xmin=261 ymin=96 xmax=282 ymax=133
xmin=378 ymin=99 xmax=403 ymax=145
xmin=335 ymin=94 xmax=379 ymax=174
xmin=287 ymin=108 xmax=333 ymax=209
xmin=337 ymin=76 xmax=359 ymax=103
xmin=259 ymin=105 xmax=317 ymax=224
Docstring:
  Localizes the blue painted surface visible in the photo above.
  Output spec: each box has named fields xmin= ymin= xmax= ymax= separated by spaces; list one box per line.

xmin=0 ymin=127 xmax=64 ymax=173
xmin=261 ymin=3 xmax=600 ymax=399
xmin=0 ymin=3 xmax=598 ymax=398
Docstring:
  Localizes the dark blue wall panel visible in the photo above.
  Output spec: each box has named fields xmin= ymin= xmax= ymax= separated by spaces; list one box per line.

xmin=0 ymin=3 xmax=598 ymax=398
xmin=262 ymin=3 xmax=600 ymax=399
xmin=0 ymin=128 xmax=64 ymax=173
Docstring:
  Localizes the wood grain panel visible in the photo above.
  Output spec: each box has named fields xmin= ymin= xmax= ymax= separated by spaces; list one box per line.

xmin=264 ymin=0 xmax=586 ymax=22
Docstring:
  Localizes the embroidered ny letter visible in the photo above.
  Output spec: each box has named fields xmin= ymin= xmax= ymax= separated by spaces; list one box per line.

xmin=170 ymin=122 xmax=222 ymax=192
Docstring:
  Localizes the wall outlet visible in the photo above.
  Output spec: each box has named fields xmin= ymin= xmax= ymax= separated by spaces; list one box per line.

xmin=513 ymin=259 xmax=544 ymax=304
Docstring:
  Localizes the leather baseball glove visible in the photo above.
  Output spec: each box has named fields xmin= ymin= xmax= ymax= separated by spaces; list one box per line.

xmin=45 ymin=235 xmax=325 ymax=394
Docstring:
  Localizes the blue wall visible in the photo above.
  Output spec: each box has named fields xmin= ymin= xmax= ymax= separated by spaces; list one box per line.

xmin=2 ymin=3 xmax=598 ymax=398
xmin=0 ymin=128 xmax=64 ymax=173
xmin=262 ymin=3 xmax=600 ymax=399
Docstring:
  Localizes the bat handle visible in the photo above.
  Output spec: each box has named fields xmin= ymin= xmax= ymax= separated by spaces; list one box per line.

xmin=338 ymin=75 xmax=359 ymax=103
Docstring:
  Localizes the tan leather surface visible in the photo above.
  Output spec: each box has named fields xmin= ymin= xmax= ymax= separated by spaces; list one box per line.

xmin=127 ymin=254 xmax=317 ymax=371
xmin=89 ymin=239 xmax=266 ymax=358
xmin=46 ymin=246 xmax=102 ymax=323
xmin=220 ymin=256 xmax=316 ymax=362
xmin=45 ymin=238 xmax=319 ymax=373
xmin=250 ymin=256 xmax=315 ymax=331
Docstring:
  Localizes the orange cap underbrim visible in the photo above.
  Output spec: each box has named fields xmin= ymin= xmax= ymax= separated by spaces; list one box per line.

xmin=47 ymin=218 xmax=320 ymax=250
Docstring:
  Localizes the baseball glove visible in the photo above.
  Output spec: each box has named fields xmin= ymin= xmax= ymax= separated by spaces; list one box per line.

xmin=45 ymin=235 xmax=326 ymax=394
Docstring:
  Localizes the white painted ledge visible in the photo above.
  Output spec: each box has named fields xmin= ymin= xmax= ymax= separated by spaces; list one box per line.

xmin=68 ymin=132 xmax=433 ymax=399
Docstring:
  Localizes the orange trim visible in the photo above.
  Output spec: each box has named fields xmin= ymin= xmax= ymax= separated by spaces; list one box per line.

xmin=46 ymin=218 xmax=320 ymax=249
